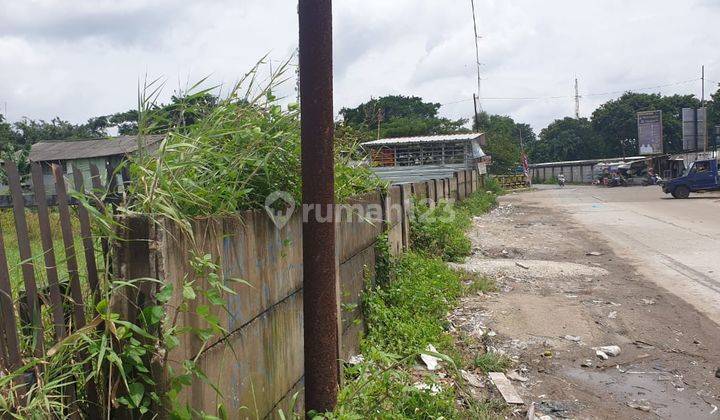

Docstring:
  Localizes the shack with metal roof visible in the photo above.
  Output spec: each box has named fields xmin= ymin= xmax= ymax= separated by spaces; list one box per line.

xmin=29 ymin=134 xmax=164 ymax=193
xmin=361 ymin=132 xmax=488 ymax=183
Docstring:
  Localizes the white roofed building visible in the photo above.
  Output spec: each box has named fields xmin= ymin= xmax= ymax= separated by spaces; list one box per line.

xmin=361 ymin=132 xmax=489 ymax=183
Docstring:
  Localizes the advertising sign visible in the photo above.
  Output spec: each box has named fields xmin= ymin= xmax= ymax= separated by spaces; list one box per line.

xmin=637 ymin=110 xmax=663 ymax=155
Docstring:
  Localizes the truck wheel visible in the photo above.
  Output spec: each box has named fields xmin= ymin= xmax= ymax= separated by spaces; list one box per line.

xmin=672 ymin=185 xmax=690 ymax=199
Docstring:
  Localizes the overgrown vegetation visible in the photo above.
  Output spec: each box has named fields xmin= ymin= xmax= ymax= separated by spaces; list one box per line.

xmin=409 ymin=188 xmax=500 ymax=262
xmin=0 ymin=60 xmax=386 ymax=419
xmin=325 ymin=187 xmax=505 ymax=419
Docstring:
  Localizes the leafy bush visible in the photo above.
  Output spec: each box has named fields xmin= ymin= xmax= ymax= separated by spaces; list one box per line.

xmin=409 ymin=200 xmax=472 ymax=262
xmin=457 ymin=190 xmax=498 ymax=217
xmin=363 ymin=253 xmax=462 ymax=356
xmin=483 ymin=176 xmax=504 ymax=195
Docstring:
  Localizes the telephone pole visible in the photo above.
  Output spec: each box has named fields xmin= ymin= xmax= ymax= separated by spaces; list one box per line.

xmin=574 ymin=77 xmax=580 ymax=119
xmin=701 ymin=65 xmax=705 ymax=106
xmin=472 ymin=94 xmax=479 ymax=131
xmin=470 ymin=0 xmax=482 ymax=112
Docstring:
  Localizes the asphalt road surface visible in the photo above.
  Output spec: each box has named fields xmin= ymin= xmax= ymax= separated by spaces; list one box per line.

xmin=529 ymin=184 xmax=720 ymax=326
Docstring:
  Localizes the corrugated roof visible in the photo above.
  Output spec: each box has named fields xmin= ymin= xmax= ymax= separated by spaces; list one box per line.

xmin=361 ymin=132 xmax=483 ymax=147
xmin=29 ymin=135 xmax=165 ymax=162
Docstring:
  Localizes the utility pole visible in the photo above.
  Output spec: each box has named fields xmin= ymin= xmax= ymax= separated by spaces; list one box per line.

xmin=574 ymin=77 xmax=580 ymax=119
xmin=298 ymin=0 xmax=339 ymax=413
xmin=472 ymin=93 xmax=479 ymax=131
xmin=701 ymin=65 xmax=705 ymax=106
xmin=470 ymin=0 xmax=483 ymax=112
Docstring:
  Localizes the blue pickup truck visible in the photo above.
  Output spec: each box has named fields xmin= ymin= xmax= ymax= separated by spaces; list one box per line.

xmin=662 ymin=159 xmax=720 ymax=198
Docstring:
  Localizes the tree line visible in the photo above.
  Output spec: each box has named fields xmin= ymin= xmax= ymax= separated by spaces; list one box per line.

xmin=2 ymin=87 xmax=719 ymax=176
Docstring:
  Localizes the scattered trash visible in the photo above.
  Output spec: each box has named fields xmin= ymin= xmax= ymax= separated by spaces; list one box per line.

xmin=489 ymin=372 xmax=524 ymax=404
xmin=507 ymin=370 xmax=529 ymax=382
xmin=641 ymin=298 xmax=656 ymax=305
xmin=595 ymin=350 xmax=609 ymax=360
xmin=585 ymin=251 xmax=603 ymax=256
xmin=580 ymin=359 xmax=594 ymax=367
xmin=593 ymin=345 xmax=621 ymax=357
xmin=542 ymin=350 xmax=553 ymax=358
xmin=348 ymin=354 xmax=364 ymax=365
xmin=608 ymin=310 xmax=617 ymax=319
xmin=414 ymin=382 xmax=442 ymax=395
xmin=710 ymin=405 xmax=718 ymax=415
xmin=627 ymin=399 xmax=651 ymax=412
xmin=526 ymin=402 xmax=535 ymax=420
xmin=515 ymin=261 xmax=530 ymax=270
xmin=460 ymin=369 xmax=484 ymax=388
xmin=420 ymin=344 xmax=442 ymax=371
xmin=563 ymin=335 xmax=581 ymax=342
xmin=537 ymin=400 xmax=575 ymax=417
xmin=487 ymin=330 xmax=497 ymax=337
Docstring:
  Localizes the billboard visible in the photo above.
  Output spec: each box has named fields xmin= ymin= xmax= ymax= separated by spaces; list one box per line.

xmin=637 ymin=110 xmax=663 ymax=155
xmin=682 ymin=107 xmax=707 ymax=151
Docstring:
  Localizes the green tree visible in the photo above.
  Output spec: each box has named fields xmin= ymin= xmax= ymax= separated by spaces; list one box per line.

xmin=475 ymin=111 xmax=535 ymax=174
xmin=590 ymin=92 xmax=699 ymax=156
xmin=339 ymin=95 xmax=468 ymax=140
xmin=528 ymin=117 xmax=601 ymax=162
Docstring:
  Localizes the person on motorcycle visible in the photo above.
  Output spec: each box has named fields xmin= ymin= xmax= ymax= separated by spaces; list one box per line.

xmin=557 ymin=173 xmax=566 ymax=187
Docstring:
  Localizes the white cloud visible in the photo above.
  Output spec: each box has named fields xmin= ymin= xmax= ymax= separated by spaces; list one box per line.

xmin=0 ymin=0 xmax=717 ymax=132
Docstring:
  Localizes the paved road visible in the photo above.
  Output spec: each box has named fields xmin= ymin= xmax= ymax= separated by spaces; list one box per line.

xmin=525 ymin=184 xmax=720 ymax=325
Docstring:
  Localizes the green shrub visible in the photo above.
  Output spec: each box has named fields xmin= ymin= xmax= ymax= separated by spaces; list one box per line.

xmin=363 ymin=253 xmax=462 ymax=357
xmin=457 ymin=270 xmax=498 ymax=294
xmin=409 ymin=200 xmax=472 ymax=262
xmin=483 ymin=176 xmax=504 ymax=195
xmin=458 ymin=190 xmax=498 ymax=217
xmin=473 ymin=352 xmax=512 ymax=373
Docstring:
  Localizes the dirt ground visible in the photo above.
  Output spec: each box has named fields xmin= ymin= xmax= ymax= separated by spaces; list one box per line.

xmin=452 ymin=190 xmax=720 ymax=419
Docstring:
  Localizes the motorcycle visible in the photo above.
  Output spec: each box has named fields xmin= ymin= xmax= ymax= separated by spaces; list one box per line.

xmin=607 ymin=175 xmax=627 ymax=188
xmin=557 ymin=176 xmax=566 ymax=188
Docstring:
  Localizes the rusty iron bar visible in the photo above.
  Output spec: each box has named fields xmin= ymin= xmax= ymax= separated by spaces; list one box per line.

xmin=299 ymin=0 xmax=339 ymax=412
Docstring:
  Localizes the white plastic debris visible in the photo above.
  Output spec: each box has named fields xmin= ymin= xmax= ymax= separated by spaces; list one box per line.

xmin=593 ymin=345 xmax=621 ymax=359
xmin=420 ymin=344 xmax=442 ymax=371
xmin=608 ymin=311 xmax=617 ymax=319
xmin=563 ymin=335 xmax=581 ymax=342
xmin=460 ymin=369 xmax=484 ymax=388
xmin=507 ymin=370 xmax=529 ymax=382
xmin=348 ymin=354 xmax=364 ymax=365
xmin=586 ymin=251 xmax=603 ymax=256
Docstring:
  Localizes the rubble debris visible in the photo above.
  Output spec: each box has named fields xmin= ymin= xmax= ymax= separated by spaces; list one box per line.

xmin=537 ymin=400 xmax=575 ymax=417
xmin=627 ymin=399 xmax=651 ymax=412
xmin=585 ymin=251 xmax=603 ymax=256
xmin=420 ymin=344 xmax=442 ymax=371
xmin=608 ymin=310 xmax=617 ymax=319
xmin=563 ymin=335 xmax=581 ymax=342
xmin=593 ymin=345 xmax=621 ymax=358
xmin=489 ymin=372 xmax=524 ymax=404
xmin=507 ymin=370 xmax=529 ymax=382
xmin=348 ymin=354 xmax=364 ymax=365
xmin=641 ymin=298 xmax=656 ymax=305
xmin=595 ymin=350 xmax=609 ymax=360
xmin=515 ymin=261 xmax=531 ymax=270
xmin=460 ymin=369 xmax=484 ymax=388
xmin=580 ymin=359 xmax=594 ymax=367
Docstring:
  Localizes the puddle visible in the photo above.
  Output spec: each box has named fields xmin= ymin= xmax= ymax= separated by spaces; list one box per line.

xmin=563 ymin=367 xmax=716 ymax=418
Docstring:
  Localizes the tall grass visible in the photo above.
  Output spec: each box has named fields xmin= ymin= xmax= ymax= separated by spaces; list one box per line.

xmin=126 ymin=59 xmax=385 ymax=235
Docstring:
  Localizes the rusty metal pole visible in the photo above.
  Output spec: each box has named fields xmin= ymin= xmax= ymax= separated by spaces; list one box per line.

xmin=299 ymin=0 xmax=339 ymax=413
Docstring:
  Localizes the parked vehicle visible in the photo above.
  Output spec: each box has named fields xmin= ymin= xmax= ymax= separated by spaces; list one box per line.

xmin=607 ymin=174 xmax=627 ymax=187
xmin=662 ymin=159 xmax=720 ymax=199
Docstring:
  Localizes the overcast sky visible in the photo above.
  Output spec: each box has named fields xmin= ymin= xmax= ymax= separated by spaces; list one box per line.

xmin=0 ymin=0 xmax=717 ymax=133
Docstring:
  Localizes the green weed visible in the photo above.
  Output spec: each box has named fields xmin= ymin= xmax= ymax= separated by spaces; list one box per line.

xmin=473 ymin=352 xmax=512 ymax=373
